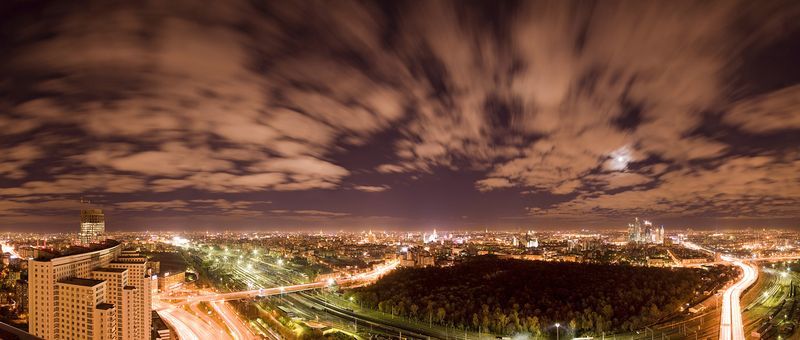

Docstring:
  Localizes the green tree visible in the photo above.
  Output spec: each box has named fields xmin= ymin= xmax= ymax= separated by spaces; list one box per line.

xmin=527 ymin=316 xmax=541 ymax=337
xmin=436 ymin=307 xmax=447 ymax=323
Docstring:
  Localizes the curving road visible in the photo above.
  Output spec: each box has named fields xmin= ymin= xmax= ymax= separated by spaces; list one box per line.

xmin=719 ymin=258 xmax=758 ymax=340
xmin=189 ymin=301 xmax=233 ymax=339
xmin=211 ymin=300 xmax=258 ymax=340
xmin=156 ymin=301 xmax=222 ymax=340
xmin=158 ymin=308 xmax=201 ymax=340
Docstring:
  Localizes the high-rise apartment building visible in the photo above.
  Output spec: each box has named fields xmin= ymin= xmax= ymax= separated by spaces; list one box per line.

xmin=109 ymin=253 xmax=152 ymax=339
xmin=55 ymin=278 xmax=116 ymax=340
xmin=79 ymin=209 xmax=105 ymax=245
xmin=91 ymin=268 xmax=133 ymax=340
xmin=28 ymin=240 xmax=152 ymax=340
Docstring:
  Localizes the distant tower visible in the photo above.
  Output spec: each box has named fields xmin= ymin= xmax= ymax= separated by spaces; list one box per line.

xmin=425 ymin=229 xmax=438 ymax=243
xmin=79 ymin=209 xmax=105 ymax=245
xmin=628 ymin=218 xmax=640 ymax=243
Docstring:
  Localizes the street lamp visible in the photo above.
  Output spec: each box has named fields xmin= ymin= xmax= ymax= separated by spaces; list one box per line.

xmin=555 ymin=323 xmax=561 ymax=340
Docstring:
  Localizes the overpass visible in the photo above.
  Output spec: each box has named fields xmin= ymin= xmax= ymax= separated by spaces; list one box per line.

xmin=158 ymin=260 xmax=399 ymax=304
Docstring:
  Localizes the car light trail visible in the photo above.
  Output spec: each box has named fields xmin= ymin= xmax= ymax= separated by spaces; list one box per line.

xmin=157 ymin=300 xmax=231 ymax=340
xmin=189 ymin=302 xmax=232 ymax=339
xmin=158 ymin=308 xmax=201 ymax=340
xmin=719 ymin=258 xmax=758 ymax=340
xmin=159 ymin=260 xmax=399 ymax=303
xmin=211 ymin=300 xmax=256 ymax=340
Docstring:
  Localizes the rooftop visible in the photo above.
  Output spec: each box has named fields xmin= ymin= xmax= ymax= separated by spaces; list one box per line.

xmin=96 ymin=303 xmax=114 ymax=310
xmin=58 ymin=277 xmax=105 ymax=287
xmin=111 ymin=259 xmax=146 ymax=264
xmin=0 ymin=321 xmax=44 ymax=340
xmin=34 ymin=239 xmax=120 ymax=261
xmin=93 ymin=267 xmax=128 ymax=273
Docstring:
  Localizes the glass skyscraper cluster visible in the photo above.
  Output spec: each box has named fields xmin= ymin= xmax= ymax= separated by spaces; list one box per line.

xmin=628 ymin=217 xmax=665 ymax=244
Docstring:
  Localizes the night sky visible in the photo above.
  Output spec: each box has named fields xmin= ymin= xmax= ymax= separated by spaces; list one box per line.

xmin=1 ymin=1 xmax=799 ymax=232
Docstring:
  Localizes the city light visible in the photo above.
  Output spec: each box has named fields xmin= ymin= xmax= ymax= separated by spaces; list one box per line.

xmin=0 ymin=242 xmax=19 ymax=258
xmin=1 ymin=1 xmax=796 ymax=339
xmin=169 ymin=236 xmax=190 ymax=248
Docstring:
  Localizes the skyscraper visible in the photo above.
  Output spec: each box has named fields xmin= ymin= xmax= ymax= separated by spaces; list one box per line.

xmin=643 ymin=220 xmax=654 ymax=243
xmin=109 ymin=251 xmax=152 ymax=339
xmin=628 ymin=218 xmax=664 ymax=244
xmin=628 ymin=217 xmax=642 ymax=243
xmin=79 ymin=209 xmax=105 ymax=245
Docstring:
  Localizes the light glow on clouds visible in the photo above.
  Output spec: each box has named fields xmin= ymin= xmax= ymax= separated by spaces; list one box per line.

xmin=0 ymin=1 xmax=798 ymax=229
xmin=605 ymin=146 xmax=634 ymax=171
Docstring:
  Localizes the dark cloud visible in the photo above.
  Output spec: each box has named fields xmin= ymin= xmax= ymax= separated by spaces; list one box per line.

xmin=1 ymin=0 xmax=799 ymax=230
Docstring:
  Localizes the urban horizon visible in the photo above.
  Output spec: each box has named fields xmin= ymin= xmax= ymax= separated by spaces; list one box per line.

xmin=1 ymin=1 xmax=798 ymax=232
xmin=1 ymin=1 xmax=799 ymax=340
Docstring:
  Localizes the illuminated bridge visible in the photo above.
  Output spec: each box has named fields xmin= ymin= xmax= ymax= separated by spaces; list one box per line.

xmin=158 ymin=260 xmax=399 ymax=305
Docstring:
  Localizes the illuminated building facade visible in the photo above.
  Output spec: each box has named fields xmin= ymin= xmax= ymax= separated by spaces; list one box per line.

xmin=79 ymin=209 xmax=105 ymax=245
xmin=628 ymin=217 xmax=665 ymax=244
xmin=28 ymin=241 xmax=151 ymax=340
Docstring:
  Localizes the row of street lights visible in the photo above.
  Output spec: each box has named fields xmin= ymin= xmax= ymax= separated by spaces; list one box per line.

xmin=346 ymin=294 xmax=570 ymax=340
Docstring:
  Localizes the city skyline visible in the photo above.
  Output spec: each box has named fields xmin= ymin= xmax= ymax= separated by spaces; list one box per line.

xmin=3 ymin=3 xmax=799 ymax=339
xmin=1 ymin=1 xmax=799 ymax=232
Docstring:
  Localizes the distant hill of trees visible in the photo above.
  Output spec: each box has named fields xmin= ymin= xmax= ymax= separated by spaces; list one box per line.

xmin=347 ymin=256 xmax=734 ymax=337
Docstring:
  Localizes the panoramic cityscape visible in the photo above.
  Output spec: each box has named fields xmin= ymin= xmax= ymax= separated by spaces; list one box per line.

xmin=1 ymin=1 xmax=798 ymax=340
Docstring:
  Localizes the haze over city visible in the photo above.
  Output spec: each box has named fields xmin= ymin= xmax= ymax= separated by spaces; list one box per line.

xmin=2 ymin=2 xmax=800 ymax=340
xmin=1 ymin=0 xmax=798 ymax=232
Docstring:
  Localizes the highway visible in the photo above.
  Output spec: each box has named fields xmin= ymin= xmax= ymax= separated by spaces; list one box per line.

xmin=158 ymin=308 xmax=201 ymax=340
xmin=188 ymin=301 xmax=232 ymax=339
xmin=211 ymin=300 xmax=258 ymax=340
xmin=681 ymin=242 xmax=762 ymax=340
xmin=157 ymin=291 xmax=260 ymax=340
xmin=156 ymin=254 xmax=400 ymax=339
xmin=160 ymin=259 xmax=399 ymax=304
xmin=156 ymin=300 xmax=223 ymax=340
xmin=718 ymin=259 xmax=758 ymax=340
